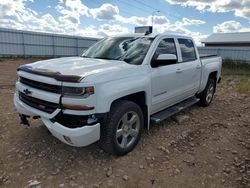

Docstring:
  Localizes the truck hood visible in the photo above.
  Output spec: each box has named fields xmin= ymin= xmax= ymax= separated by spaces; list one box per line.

xmin=19 ymin=57 xmax=139 ymax=82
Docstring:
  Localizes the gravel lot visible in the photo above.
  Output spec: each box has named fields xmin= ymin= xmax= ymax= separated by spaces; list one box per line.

xmin=0 ymin=58 xmax=249 ymax=188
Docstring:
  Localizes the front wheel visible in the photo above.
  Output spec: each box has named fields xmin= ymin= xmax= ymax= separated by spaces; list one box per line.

xmin=99 ymin=100 xmax=144 ymax=156
xmin=198 ymin=78 xmax=216 ymax=107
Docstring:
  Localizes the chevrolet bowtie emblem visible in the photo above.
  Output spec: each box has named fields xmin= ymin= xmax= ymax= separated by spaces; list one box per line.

xmin=23 ymin=88 xmax=32 ymax=95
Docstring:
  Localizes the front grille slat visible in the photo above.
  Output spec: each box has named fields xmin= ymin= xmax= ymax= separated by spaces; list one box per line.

xmin=19 ymin=92 xmax=58 ymax=114
xmin=20 ymin=77 xmax=61 ymax=94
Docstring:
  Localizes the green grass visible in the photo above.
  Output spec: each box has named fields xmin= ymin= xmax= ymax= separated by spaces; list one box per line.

xmin=222 ymin=59 xmax=250 ymax=94
xmin=222 ymin=59 xmax=250 ymax=76
xmin=237 ymin=78 xmax=250 ymax=94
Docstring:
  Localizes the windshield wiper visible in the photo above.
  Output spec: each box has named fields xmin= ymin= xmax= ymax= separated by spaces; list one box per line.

xmin=81 ymin=56 xmax=110 ymax=60
xmin=82 ymin=56 xmax=125 ymax=62
xmin=94 ymin=57 xmax=126 ymax=61
xmin=94 ymin=57 xmax=113 ymax=60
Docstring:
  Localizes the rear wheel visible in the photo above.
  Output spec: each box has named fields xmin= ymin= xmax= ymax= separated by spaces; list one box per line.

xmin=99 ymin=100 xmax=144 ymax=156
xmin=198 ymin=78 xmax=216 ymax=107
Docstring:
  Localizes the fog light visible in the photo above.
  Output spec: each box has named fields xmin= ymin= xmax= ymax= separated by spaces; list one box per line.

xmin=63 ymin=135 xmax=73 ymax=144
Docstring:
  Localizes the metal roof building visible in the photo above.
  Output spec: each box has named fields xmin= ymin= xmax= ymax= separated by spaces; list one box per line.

xmin=0 ymin=28 xmax=99 ymax=57
xmin=201 ymin=32 xmax=250 ymax=48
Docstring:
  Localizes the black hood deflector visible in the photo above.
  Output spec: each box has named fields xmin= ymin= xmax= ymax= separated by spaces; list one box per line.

xmin=17 ymin=65 xmax=83 ymax=83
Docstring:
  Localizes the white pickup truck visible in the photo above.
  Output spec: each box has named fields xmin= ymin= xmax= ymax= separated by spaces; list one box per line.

xmin=14 ymin=33 xmax=222 ymax=155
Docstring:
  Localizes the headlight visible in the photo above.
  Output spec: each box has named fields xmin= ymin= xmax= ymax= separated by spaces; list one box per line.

xmin=62 ymin=86 xmax=94 ymax=97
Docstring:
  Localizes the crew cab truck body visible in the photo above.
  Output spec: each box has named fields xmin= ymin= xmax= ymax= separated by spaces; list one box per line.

xmin=14 ymin=33 xmax=222 ymax=155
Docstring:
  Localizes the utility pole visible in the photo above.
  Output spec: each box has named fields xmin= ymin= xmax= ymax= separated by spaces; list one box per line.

xmin=151 ymin=10 xmax=160 ymax=31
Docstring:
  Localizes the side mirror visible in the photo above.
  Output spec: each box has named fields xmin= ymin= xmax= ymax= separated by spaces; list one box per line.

xmin=157 ymin=54 xmax=177 ymax=61
xmin=152 ymin=54 xmax=177 ymax=67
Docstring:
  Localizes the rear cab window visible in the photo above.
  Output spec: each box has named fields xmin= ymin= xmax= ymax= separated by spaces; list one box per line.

xmin=178 ymin=39 xmax=197 ymax=62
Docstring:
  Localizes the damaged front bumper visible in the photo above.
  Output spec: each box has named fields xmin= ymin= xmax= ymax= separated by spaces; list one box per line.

xmin=42 ymin=118 xmax=100 ymax=147
xmin=14 ymin=93 xmax=100 ymax=147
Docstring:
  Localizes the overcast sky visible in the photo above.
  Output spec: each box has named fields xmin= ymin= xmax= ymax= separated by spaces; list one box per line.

xmin=0 ymin=0 xmax=250 ymax=44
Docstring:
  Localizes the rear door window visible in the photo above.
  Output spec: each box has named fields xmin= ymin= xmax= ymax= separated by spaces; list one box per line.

xmin=178 ymin=39 xmax=197 ymax=62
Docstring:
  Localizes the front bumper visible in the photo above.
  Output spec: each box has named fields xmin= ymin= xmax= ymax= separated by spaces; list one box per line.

xmin=14 ymin=93 xmax=100 ymax=147
xmin=42 ymin=118 xmax=100 ymax=147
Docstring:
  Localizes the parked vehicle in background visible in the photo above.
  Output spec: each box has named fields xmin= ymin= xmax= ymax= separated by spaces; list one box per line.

xmin=14 ymin=33 xmax=222 ymax=155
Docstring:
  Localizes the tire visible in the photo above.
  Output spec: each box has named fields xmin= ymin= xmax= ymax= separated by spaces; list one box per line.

xmin=198 ymin=78 xmax=216 ymax=107
xmin=99 ymin=100 xmax=144 ymax=156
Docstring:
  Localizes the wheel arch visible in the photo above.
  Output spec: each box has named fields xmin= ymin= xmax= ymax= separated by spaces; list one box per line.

xmin=209 ymin=71 xmax=218 ymax=82
xmin=110 ymin=91 xmax=148 ymax=129
xmin=208 ymin=71 xmax=218 ymax=91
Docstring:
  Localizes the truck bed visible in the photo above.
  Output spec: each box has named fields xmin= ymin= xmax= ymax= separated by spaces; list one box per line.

xmin=200 ymin=54 xmax=217 ymax=59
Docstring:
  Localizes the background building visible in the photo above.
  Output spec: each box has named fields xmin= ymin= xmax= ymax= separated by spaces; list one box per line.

xmin=0 ymin=28 xmax=99 ymax=57
xmin=201 ymin=32 xmax=250 ymax=48
xmin=1 ymin=28 xmax=249 ymax=64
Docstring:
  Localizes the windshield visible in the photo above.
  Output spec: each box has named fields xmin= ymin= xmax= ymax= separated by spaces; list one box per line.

xmin=82 ymin=37 xmax=153 ymax=65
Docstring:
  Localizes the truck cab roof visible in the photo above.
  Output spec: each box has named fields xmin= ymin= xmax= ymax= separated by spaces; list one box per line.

xmin=109 ymin=33 xmax=193 ymax=40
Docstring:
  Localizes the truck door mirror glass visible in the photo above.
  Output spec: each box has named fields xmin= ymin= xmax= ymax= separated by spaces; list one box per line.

xmin=152 ymin=54 xmax=177 ymax=67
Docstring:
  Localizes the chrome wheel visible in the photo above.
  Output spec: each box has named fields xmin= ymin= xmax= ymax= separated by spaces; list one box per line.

xmin=206 ymin=84 xmax=214 ymax=104
xmin=116 ymin=111 xmax=140 ymax=149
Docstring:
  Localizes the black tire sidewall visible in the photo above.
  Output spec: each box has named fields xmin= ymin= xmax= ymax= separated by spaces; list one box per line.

xmin=201 ymin=78 xmax=216 ymax=106
xmin=206 ymin=81 xmax=215 ymax=105
xmin=101 ymin=100 xmax=144 ymax=155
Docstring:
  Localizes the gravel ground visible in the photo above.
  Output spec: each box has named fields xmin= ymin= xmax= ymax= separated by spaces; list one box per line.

xmin=0 ymin=58 xmax=249 ymax=188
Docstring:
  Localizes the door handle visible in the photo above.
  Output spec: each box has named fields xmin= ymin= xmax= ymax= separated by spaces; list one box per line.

xmin=196 ymin=65 xmax=201 ymax=69
xmin=176 ymin=68 xmax=182 ymax=73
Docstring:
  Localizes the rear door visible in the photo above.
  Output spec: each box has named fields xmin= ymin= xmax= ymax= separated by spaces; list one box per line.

xmin=176 ymin=38 xmax=201 ymax=99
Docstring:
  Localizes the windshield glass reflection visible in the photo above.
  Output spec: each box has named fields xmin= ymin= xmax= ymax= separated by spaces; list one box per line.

xmin=82 ymin=37 xmax=153 ymax=65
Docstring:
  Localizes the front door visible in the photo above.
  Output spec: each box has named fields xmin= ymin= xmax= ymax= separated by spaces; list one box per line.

xmin=151 ymin=38 xmax=183 ymax=114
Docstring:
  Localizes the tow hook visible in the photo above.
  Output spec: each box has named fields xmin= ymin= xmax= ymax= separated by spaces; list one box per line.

xmin=19 ymin=114 xmax=30 ymax=127
xmin=87 ymin=115 xmax=98 ymax=125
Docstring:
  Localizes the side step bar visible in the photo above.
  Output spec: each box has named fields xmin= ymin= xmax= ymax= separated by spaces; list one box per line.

xmin=150 ymin=97 xmax=200 ymax=124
